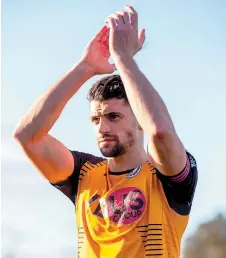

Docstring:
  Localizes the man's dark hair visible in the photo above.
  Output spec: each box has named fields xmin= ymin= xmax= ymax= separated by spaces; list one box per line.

xmin=87 ymin=75 xmax=129 ymax=103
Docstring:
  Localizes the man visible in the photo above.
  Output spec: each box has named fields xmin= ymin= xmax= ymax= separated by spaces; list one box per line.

xmin=13 ymin=6 xmax=198 ymax=258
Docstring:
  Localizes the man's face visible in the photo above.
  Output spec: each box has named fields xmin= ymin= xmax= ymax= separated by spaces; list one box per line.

xmin=90 ymin=98 xmax=140 ymax=157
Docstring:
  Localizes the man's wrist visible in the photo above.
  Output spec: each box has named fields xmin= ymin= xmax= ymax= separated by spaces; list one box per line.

xmin=75 ymin=59 xmax=96 ymax=79
xmin=112 ymin=53 xmax=137 ymax=73
xmin=112 ymin=53 xmax=134 ymax=63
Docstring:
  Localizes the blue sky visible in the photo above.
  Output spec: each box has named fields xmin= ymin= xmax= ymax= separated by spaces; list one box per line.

xmin=2 ymin=0 xmax=226 ymax=257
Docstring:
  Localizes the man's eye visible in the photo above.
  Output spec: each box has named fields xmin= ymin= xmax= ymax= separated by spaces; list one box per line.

xmin=108 ymin=114 xmax=119 ymax=120
xmin=92 ymin=117 xmax=99 ymax=124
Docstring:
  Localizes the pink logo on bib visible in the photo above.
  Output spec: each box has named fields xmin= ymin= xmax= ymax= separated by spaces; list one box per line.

xmin=105 ymin=187 xmax=146 ymax=225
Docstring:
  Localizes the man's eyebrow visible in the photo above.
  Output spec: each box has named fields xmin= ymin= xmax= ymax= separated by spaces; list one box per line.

xmin=90 ymin=112 xmax=123 ymax=118
xmin=90 ymin=115 xmax=99 ymax=119
xmin=104 ymin=112 xmax=122 ymax=116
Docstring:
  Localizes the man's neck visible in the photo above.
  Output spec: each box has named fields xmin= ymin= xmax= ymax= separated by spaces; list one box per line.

xmin=108 ymin=148 xmax=148 ymax=172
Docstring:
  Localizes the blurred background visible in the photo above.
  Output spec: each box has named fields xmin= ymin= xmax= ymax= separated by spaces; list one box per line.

xmin=1 ymin=0 xmax=226 ymax=257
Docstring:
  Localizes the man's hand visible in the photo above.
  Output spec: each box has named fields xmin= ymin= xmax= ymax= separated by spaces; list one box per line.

xmin=81 ymin=26 xmax=116 ymax=75
xmin=106 ymin=5 xmax=145 ymax=59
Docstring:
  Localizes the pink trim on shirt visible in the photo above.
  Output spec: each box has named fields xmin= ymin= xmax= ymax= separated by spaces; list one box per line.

xmin=170 ymin=155 xmax=191 ymax=183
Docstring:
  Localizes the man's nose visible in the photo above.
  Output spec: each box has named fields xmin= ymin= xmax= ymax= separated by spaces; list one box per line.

xmin=98 ymin=118 xmax=110 ymax=134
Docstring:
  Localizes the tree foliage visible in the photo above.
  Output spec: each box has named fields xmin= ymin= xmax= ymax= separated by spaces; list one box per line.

xmin=183 ymin=214 xmax=226 ymax=258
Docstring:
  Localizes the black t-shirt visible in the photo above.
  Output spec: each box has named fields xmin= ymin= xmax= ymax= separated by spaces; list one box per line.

xmin=52 ymin=151 xmax=198 ymax=216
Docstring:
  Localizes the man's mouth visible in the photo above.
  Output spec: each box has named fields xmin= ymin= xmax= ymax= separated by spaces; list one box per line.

xmin=99 ymin=138 xmax=116 ymax=143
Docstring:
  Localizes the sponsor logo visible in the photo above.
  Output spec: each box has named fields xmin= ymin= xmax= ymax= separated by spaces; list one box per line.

xmin=88 ymin=187 xmax=146 ymax=225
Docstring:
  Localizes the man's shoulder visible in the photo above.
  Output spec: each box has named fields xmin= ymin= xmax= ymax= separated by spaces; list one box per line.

xmin=50 ymin=151 xmax=106 ymax=203
xmin=70 ymin=150 xmax=106 ymax=170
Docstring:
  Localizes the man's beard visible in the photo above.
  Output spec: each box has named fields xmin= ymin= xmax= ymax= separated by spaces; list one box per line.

xmin=99 ymin=142 xmax=126 ymax=157
xmin=98 ymin=132 xmax=134 ymax=158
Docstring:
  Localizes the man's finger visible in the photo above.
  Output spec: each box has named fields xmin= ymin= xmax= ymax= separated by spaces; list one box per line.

xmin=116 ymin=11 xmax=130 ymax=24
xmin=103 ymin=37 xmax=109 ymax=49
xmin=125 ymin=5 xmax=138 ymax=27
xmin=95 ymin=26 xmax=108 ymax=42
xmin=125 ymin=5 xmax=137 ymax=14
xmin=105 ymin=17 xmax=117 ymax=30
xmin=102 ymin=29 xmax=109 ymax=44
xmin=108 ymin=13 xmax=124 ymax=26
xmin=138 ymin=28 xmax=146 ymax=47
xmin=100 ymin=28 xmax=109 ymax=43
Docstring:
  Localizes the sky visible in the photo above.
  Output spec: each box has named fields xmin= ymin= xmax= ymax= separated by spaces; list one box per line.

xmin=1 ymin=0 xmax=226 ymax=257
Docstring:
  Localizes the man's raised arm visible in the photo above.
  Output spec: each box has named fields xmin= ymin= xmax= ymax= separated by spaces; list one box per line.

xmin=106 ymin=6 xmax=186 ymax=176
xmin=13 ymin=26 xmax=115 ymax=183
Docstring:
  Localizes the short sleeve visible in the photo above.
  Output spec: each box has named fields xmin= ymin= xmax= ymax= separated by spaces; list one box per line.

xmin=51 ymin=151 xmax=105 ymax=204
xmin=156 ymin=151 xmax=198 ymax=215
